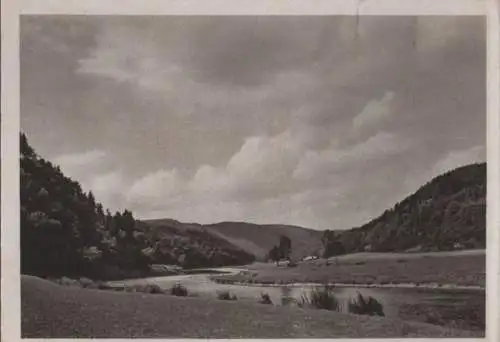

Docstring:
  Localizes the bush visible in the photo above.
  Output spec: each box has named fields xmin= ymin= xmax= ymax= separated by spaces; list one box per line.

xmin=259 ymin=292 xmax=273 ymax=305
xmin=125 ymin=285 xmax=137 ymax=292
xmin=348 ymin=291 xmax=385 ymax=316
xmin=217 ymin=290 xmax=237 ymax=300
xmin=96 ymin=281 xmax=113 ymax=290
xmin=84 ymin=280 xmax=112 ymax=290
xmin=301 ymin=286 xmax=339 ymax=311
xmin=79 ymin=277 xmax=94 ymax=288
xmin=143 ymin=284 xmax=164 ymax=294
xmin=58 ymin=276 xmax=80 ymax=287
xmin=282 ymin=296 xmax=299 ymax=306
xmin=171 ymin=283 xmax=188 ymax=297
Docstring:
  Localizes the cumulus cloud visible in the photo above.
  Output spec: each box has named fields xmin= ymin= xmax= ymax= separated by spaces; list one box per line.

xmin=51 ymin=150 xmax=108 ymax=190
xmin=294 ymin=131 xmax=411 ymax=181
xmin=53 ymin=150 xmax=106 ymax=169
xmin=88 ymin=171 xmax=127 ymax=211
xmin=21 ymin=16 xmax=486 ymax=229
xmin=127 ymin=169 xmax=184 ymax=207
xmin=430 ymin=145 xmax=486 ymax=177
xmin=352 ymin=91 xmax=396 ymax=133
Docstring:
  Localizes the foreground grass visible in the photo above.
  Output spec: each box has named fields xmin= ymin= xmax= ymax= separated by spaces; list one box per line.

xmin=21 ymin=275 xmax=481 ymax=338
xmin=214 ymin=252 xmax=485 ymax=287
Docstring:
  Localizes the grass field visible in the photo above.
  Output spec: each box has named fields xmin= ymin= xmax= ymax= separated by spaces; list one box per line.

xmin=214 ymin=251 xmax=486 ymax=287
xmin=21 ymin=275 xmax=481 ymax=338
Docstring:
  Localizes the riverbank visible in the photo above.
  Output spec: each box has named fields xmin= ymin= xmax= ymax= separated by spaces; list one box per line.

xmin=213 ymin=251 xmax=485 ymax=287
xmin=21 ymin=275 xmax=482 ymax=338
xmin=212 ymin=278 xmax=485 ymax=291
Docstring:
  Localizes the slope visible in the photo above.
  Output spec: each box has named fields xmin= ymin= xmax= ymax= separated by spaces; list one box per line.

xmin=143 ymin=219 xmax=324 ymax=260
xmin=323 ymin=163 xmax=486 ymax=256
xmin=20 ymin=133 xmax=254 ymax=280
xmin=204 ymin=222 xmax=323 ymax=260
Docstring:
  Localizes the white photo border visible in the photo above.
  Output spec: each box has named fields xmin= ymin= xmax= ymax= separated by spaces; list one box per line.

xmin=2 ymin=0 xmax=498 ymax=341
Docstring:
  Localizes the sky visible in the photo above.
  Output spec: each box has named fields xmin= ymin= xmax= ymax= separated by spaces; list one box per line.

xmin=20 ymin=15 xmax=486 ymax=230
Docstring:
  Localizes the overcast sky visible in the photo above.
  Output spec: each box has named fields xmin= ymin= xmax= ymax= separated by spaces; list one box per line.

xmin=20 ymin=15 xmax=486 ymax=230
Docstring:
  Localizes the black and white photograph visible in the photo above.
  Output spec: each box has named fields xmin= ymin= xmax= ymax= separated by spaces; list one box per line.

xmin=3 ymin=5 xmax=494 ymax=339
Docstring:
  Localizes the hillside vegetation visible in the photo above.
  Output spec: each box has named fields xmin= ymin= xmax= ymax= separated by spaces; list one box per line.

xmin=148 ymin=164 xmax=485 ymax=261
xmin=145 ymin=219 xmax=323 ymax=260
xmin=322 ymin=163 xmax=486 ymax=257
xmin=20 ymin=133 xmax=254 ymax=280
xmin=20 ymin=131 xmax=486 ymax=281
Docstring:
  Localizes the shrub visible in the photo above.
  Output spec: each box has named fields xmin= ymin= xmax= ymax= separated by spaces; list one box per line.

xmin=282 ymin=296 xmax=297 ymax=306
xmin=217 ymin=290 xmax=237 ymax=300
xmin=85 ymin=280 xmax=111 ymax=290
xmin=171 ymin=283 xmax=188 ymax=297
xmin=301 ymin=286 xmax=339 ymax=311
xmin=58 ymin=277 xmax=79 ymax=287
xmin=79 ymin=277 xmax=94 ymax=288
xmin=259 ymin=292 xmax=273 ymax=305
xmin=144 ymin=284 xmax=164 ymax=294
xmin=280 ymin=286 xmax=293 ymax=306
xmin=96 ymin=281 xmax=113 ymax=290
xmin=347 ymin=291 xmax=385 ymax=316
xmin=125 ymin=285 xmax=137 ymax=292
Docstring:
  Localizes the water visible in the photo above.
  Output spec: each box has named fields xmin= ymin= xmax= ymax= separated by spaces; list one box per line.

xmin=107 ymin=268 xmax=485 ymax=332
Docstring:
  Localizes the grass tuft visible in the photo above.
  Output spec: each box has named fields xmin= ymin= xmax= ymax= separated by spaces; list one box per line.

xmin=217 ymin=290 xmax=237 ymax=300
xmin=170 ymin=283 xmax=188 ymax=297
xmin=301 ymin=285 xmax=340 ymax=311
xmin=348 ymin=291 xmax=385 ymax=316
xmin=259 ymin=292 xmax=273 ymax=305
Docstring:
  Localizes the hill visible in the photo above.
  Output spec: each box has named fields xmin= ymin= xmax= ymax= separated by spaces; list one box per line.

xmin=146 ymin=163 xmax=486 ymax=260
xmin=205 ymin=222 xmax=323 ymax=260
xmin=322 ymin=163 xmax=486 ymax=256
xmin=143 ymin=219 xmax=323 ymax=261
xmin=20 ymin=133 xmax=254 ymax=280
xmin=135 ymin=220 xmax=255 ymax=268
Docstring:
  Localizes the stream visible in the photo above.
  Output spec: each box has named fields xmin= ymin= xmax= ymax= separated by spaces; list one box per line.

xmin=107 ymin=267 xmax=485 ymax=332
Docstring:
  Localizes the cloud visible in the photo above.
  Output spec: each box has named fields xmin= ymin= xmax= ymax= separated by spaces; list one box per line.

xmin=402 ymin=145 xmax=486 ymax=198
xmin=352 ymin=91 xmax=396 ymax=132
xmin=88 ymin=171 xmax=127 ymax=211
xmin=53 ymin=150 xmax=106 ymax=168
xmin=122 ymin=127 xmax=412 ymax=229
xmin=126 ymin=169 xmax=184 ymax=207
xmin=430 ymin=145 xmax=486 ymax=177
xmin=21 ymin=16 xmax=486 ymax=230
xmin=293 ymin=132 xmax=410 ymax=182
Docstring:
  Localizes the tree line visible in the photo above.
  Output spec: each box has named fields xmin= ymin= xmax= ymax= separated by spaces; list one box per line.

xmin=20 ymin=133 xmax=254 ymax=280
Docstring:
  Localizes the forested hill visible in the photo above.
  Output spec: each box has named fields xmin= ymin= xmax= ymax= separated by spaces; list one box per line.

xmin=20 ymin=133 xmax=254 ymax=280
xmin=322 ymin=163 xmax=486 ymax=257
xmin=143 ymin=219 xmax=323 ymax=261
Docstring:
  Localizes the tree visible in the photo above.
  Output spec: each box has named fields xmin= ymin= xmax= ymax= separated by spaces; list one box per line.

xmin=278 ymin=235 xmax=292 ymax=260
xmin=322 ymin=230 xmax=346 ymax=258
xmin=20 ymin=133 xmax=36 ymax=159
xmin=268 ymin=245 xmax=280 ymax=264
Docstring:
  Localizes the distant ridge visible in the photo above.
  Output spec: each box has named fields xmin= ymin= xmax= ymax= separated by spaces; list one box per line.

xmin=146 ymin=163 xmax=486 ymax=260
xmin=142 ymin=219 xmax=323 ymax=260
